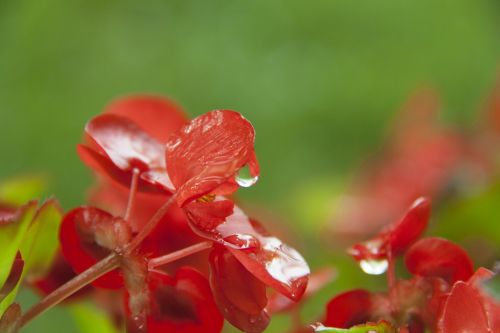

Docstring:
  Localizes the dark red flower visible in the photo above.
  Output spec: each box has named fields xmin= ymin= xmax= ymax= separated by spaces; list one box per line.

xmin=324 ymin=289 xmax=373 ymax=328
xmin=404 ymin=237 xmax=474 ymax=284
xmin=59 ymin=206 xmax=132 ymax=289
xmin=125 ymin=267 xmax=223 ymax=333
xmin=165 ymin=110 xmax=259 ymax=207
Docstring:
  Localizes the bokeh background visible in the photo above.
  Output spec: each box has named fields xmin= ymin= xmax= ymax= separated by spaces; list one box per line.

xmin=1 ymin=1 xmax=499 ymax=332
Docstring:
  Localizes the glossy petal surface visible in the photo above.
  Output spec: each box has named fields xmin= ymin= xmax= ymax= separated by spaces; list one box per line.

xmin=79 ymin=114 xmax=173 ymax=192
xmin=60 ymin=207 xmax=130 ymax=289
xmin=166 ymin=110 xmax=259 ymax=206
xmin=188 ymin=204 xmax=309 ymax=300
xmin=209 ymin=246 xmax=269 ymax=333
xmin=405 ymin=237 xmax=474 ymax=284
xmin=105 ymin=95 xmax=188 ymax=143
xmin=324 ymin=289 xmax=373 ymax=328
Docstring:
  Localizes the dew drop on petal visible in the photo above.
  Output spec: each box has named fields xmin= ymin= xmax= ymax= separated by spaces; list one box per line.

xmin=359 ymin=259 xmax=388 ymax=275
xmin=235 ymin=165 xmax=259 ymax=187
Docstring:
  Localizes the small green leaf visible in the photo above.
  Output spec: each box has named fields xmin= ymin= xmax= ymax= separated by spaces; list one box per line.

xmin=20 ymin=199 xmax=63 ymax=279
xmin=0 ymin=202 xmax=37 ymax=315
xmin=70 ymin=303 xmax=119 ymax=333
xmin=0 ymin=176 xmax=46 ymax=206
xmin=314 ymin=321 xmax=397 ymax=333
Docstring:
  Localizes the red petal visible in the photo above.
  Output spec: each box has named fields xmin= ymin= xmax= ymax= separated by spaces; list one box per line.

xmin=209 ymin=246 xmax=269 ymax=333
xmin=139 ymin=268 xmax=223 ymax=333
xmin=267 ymin=267 xmax=336 ymax=314
xmin=79 ymin=114 xmax=174 ymax=193
xmin=0 ymin=203 xmax=17 ymax=224
xmin=437 ymin=281 xmax=490 ymax=333
xmin=468 ymin=268 xmax=500 ymax=332
xmin=166 ymin=110 xmax=259 ymax=206
xmin=187 ymin=204 xmax=309 ymax=300
xmin=184 ymin=198 xmax=234 ymax=232
xmin=59 ymin=207 xmax=130 ymax=289
xmin=348 ymin=197 xmax=430 ymax=262
xmin=324 ymin=289 xmax=373 ymax=328
xmin=105 ymin=95 xmax=188 ymax=143
xmin=404 ymin=237 xmax=474 ymax=284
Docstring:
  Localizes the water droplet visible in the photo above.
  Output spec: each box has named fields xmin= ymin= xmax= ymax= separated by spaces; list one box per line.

xmin=223 ymin=234 xmax=260 ymax=249
xmin=359 ymin=259 xmax=388 ymax=275
xmin=235 ymin=165 xmax=258 ymax=187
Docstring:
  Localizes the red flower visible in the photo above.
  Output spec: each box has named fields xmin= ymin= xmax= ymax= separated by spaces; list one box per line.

xmin=59 ymin=206 xmax=131 ymax=288
xmin=165 ymin=110 xmax=259 ymax=207
xmin=348 ymin=197 xmax=430 ymax=264
xmin=125 ymin=267 xmax=223 ymax=333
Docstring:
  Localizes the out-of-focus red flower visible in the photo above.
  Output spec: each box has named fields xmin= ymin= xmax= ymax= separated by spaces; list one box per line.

xmin=105 ymin=95 xmax=188 ymax=143
xmin=348 ymin=197 xmax=430 ymax=263
xmin=329 ymin=89 xmax=489 ymax=240
xmin=125 ymin=267 xmax=223 ymax=333
xmin=404 ymin=237 xmax=474 ymax=284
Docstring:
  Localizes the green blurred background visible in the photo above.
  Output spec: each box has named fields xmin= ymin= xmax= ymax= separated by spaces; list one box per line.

xmin=1 ymin=0 xmax=499 ymax=332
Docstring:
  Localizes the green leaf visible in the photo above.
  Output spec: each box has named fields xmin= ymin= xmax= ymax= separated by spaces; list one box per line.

xmin=314 ymin=321 xmax=397 ymax=333
xmin=20 ymin=199 xmax=63 ymax=279
xmin=0 ymin=202 xmax=37 ymax=315
xmin=70 ymin=303 xmax=119 ymax=333
xmin=0 ymin=176 xmax=46 ymax=206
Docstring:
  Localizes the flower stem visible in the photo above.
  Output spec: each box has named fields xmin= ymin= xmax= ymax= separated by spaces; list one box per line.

xmin=125 ymin=195 xmax=177 ymax=253
xmin=124 ymin=168 xmax=140 ymax=222
xmin=20 ymin=253 xmax=120 ymax=328
xmin=148 ymin=241 xmax=212 ymax=269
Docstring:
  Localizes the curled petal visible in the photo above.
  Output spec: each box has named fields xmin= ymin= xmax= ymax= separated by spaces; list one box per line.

xmin=437 ymin=282 xmax=490 ymax=333
xmin=404 ymin=237 xmax=474 ymax=284
xmin=105 ymin=95 xmax=188 ymax=143
xmin=467 ymin=268 xmax=500 ymax=332
xmin=60 ymin=207 xmax=131 ymax=289
xmin=324 ymin=289 xmax=373 ymax=328
xmin=188 ymin=204 xmax=309 ymax=300
xmin=348 ymin=197 xmax=430 ymax=262
xmin=78 ymin=114 xmax=174 ymax=193
xmin=166 ymin=110 xmax=259 ymax=206
xmin=209 ymin=246 xmax=269 ymax=333
xmin=128 ymin=268 xmax=223 ymax=333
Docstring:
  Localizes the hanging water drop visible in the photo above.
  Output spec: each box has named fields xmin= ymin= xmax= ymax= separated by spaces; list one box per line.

xmin=359 ymin=258 xmax=388 ymax=275
xmin=235 ymin=165 xmax=258 ymax=187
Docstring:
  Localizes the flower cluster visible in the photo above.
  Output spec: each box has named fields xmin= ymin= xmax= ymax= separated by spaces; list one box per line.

xmin=318 ymin=197 xmax=499 ymax=332
xmin=15 ymin=95 xmax=310 ymax=332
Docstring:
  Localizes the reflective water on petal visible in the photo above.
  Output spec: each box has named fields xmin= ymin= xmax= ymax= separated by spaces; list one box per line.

xmin=359 ymin=258 xmax=388 ymax=275
xmin=235 ymin=165 xmax=259 ymax=187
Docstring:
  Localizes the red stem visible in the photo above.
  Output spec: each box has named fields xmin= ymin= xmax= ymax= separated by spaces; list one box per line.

xmin=148 ymin=241 xmax=212 ymax=269
xmin=124 ymin=168 xmax=140 ymax=222
xmin=20 ymin=253 xmax=120 ymax=327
